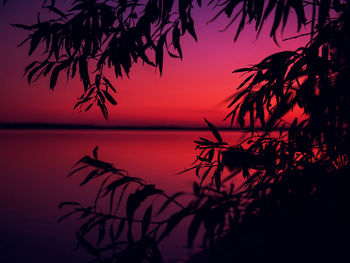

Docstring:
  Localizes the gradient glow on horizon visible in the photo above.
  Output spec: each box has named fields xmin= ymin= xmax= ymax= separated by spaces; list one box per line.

xmin=0 ymin=0 xmax=308 ymax=127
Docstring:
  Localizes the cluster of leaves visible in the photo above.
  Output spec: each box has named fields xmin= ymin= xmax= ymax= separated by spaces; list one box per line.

xmin=74 ymin=74 xmax=117 ymax=118
xmin=12 ymin=0 xmax=330 ymax=119
xmin=13 ymin=0 xmax=200 ymax=118
xmin=59 ymin=147 xmax=182 ymax=262
xmin=185 ymin=0 xmax=350 ymax=260
xmin=208 ymin=0 xmax=307 ymax=42
xmin=179 ymin=119 xmax=228 ymax=191
xmin=59 ymin=143 xmax=250 ymax=262
xmin=224 ymin=0 xmax=350 ymax=164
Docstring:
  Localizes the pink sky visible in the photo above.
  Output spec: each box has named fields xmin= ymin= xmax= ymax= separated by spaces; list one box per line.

xmin=0 ymin=1 xmax=308 ymax=127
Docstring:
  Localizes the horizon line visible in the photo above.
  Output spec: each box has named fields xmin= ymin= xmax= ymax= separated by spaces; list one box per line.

xmin=0 ymin=122 xmax=285 ymax=131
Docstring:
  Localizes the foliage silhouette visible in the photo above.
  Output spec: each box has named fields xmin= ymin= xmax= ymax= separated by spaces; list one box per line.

xmin=7 ymin=0 xmax=350 ymax=262
xmin=12 ymin=0 xmax=313 ymax=118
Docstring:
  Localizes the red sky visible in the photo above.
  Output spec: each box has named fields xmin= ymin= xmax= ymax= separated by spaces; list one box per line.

xmin=0 ymin=0 xmax=308 ymax=128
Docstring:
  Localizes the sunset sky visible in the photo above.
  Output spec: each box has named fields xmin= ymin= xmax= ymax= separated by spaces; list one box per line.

xmin=0 ymin=0 xmax=308 ymax=128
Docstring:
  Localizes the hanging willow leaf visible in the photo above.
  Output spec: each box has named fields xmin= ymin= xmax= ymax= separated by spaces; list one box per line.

xmin=115 ymin=218 xmax=125 ymax=241
xmin=156 ymin=33 xmax=166 ymax=75
xmin=142 ymin=205 xmax=153 ymax=237
xmin=187 ymin=8 xmax=197 ymax=41
xmin=102 ymin=90 xmax=117 ymax=105
xmin=204 ymin=118 xmax=222 ymax=143
xmin=50 ymin=63 xmax=67 ymax=90
xmin=126 ymin=185 xmax=162 ymax=230
xmin=187 ymin=212 xmax=202 ymax=248
xmin=172 ymin=21 xmax=182 ymax=58
xmin=103 ymin=76 xmax=116 ymax=93
xmin=80 ymin=169 xmax=99 ymax=186
xmin=103 ymin=177 xmax=134 ymax=197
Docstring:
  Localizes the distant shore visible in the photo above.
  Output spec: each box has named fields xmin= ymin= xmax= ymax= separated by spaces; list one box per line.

xmin=0 ymin=122 xmax=286 ymax=131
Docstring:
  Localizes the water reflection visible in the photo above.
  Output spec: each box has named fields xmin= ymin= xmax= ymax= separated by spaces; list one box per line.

xmin=0 ymin=130 xmax=242 ymax=262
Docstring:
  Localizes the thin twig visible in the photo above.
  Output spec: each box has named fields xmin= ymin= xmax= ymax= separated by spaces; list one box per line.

xmin=282 ymin=32 xmax=312 ymax=41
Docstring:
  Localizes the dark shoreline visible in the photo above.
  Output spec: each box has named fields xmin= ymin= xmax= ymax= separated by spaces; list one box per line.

xmin=0 ymin=122 xmax=286 ymax=131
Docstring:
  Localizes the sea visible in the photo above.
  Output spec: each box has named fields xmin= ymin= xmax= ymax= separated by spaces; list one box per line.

xmin=0 ymin=129 xmax=246 ymax=262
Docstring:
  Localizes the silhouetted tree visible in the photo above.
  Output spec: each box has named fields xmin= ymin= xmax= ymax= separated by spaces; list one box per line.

xmin=7 ymin=0 xmax=350 ymax=262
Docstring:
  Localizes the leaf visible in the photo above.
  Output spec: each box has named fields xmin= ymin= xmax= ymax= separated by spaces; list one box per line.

xmin=187 ymin=212 xmax=202 ymax=248
xmin=282 ymin=0 xmax=291 ymax=32
xmin=204 ymin=118 xmax=222 ymax=143
xmin=71 ymin=58 xmax=78 ymax=78
xmin=254 ymin=0 xmax=264 ymax=29
xmin=116 ymin=183 xmax=129 ymax=213
xmin=68 ymin=165 xmax=88 ymax=177
xmin=94 ymin=175 xmax=112 ymax=207
xmin=80 ymin=169 xmax=99 ymax=186
xmin=270 ymin=0 xmax=284 ymax=43
xmin=172 ymin=22 xmax=182 ymax=58
xmin=126 ymin=185 xmax=162 ymax=225
xmin=214 ymin=168 xmax=221 ymax=192
xmin=224 ymin=0 xmax=241 ymax=17
xmin=85 ymin=103 xmax=93 ymax=112
xmin=207 ymin=148 xmax=214 ymax=162
xmin=97 ymin=222 xmax=106 ymax=245
xmin=24 ymin=61 xmax=38 ymax=75
xmin=103 ymin=177 xmax=134 ymax=197
xmin=43 ymin=62 xmax=55 ymax=76
xmin=29 ymin=33 xmax=41 ymax=56
xmin=59 ymin=201 xmax=81 ymax=209
xmin=57 ymin=211 xmax=76 ymax=222
xmin=156 ymin=33 xmax=166 ymax=75
xmin=186 ymin=8 xmax=197 ymax=41
xmin=103 ymin=77 xmax=116 ymax=93
xmin=200 ymin=166 xmax=212 ymax=187
xmin=254 ymin=0 xmax=274 ymax=37
xmin=238 ymin=111 xmax=245 ymax=128
xmin=50 ymin=63 xmax=65 ymax=90
xmin=167 ymin=49 xmax=180 ymax=58
xmin=291 ymin=0 xmax=306 ymax=30
xmin=27 ymin=64 xmax=44 ymax=84
xmin=115 ymin=218 xmax=125 ymax=240
xmin=97 ymin=91 xmax=105 ymax=104
xmin=179 ymin=0 xmax=188 ymax=33
xmin=93 ymin=146 xmax=98 ymax=159
xmin=102 ymin=90 xmax=117 ymax=105
xmin=84 ymin=87 xmax=96 ymax=100
xmin=79 ymin=57 xmax=90 ymax=90
xmin=95 ymin=74 xmax=101 ymax=89
xmin=45 ymin=5 xmax=67 ymax=19
xmin=256 ymin=95 xmax=266 ymax=128
xmin=109 ymin=222 xmax=115 ymax=245
xmin=142 ymin=205 xmax=152 ymax=237
xmin=11 ymin=23 xmax=33 ymax=30
xmin=98 ymin=102 xmax=108 ymax=119
xmin=79 ymin=207 xmax=92 ymax=219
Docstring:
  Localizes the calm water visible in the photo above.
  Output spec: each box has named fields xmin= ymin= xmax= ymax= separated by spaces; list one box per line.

xmin=0 ymin=130 xmax=244 ymax=263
